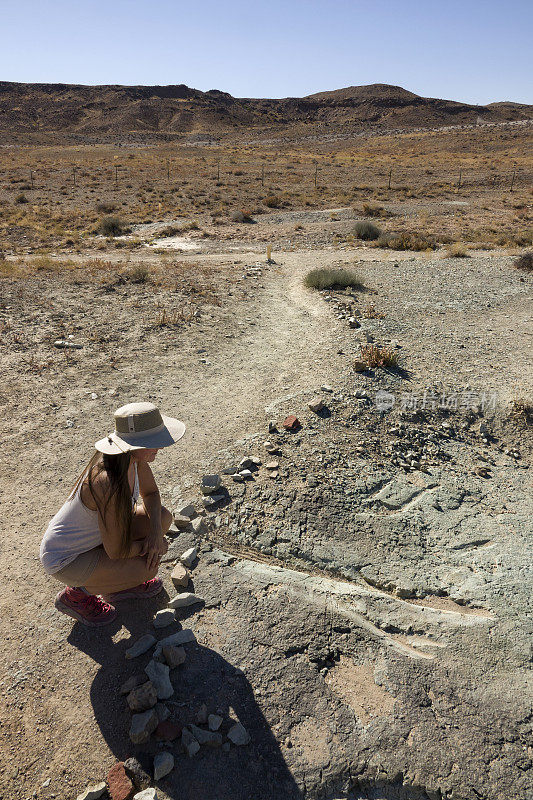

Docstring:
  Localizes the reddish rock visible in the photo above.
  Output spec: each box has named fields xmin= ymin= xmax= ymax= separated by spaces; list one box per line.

xmin=282 ymin=415 xmax=301 ymax=431
xmin=107 ymin=762 xmax=134 ymax=800
xmin=155 ymin=719 xmax=182 ymax=741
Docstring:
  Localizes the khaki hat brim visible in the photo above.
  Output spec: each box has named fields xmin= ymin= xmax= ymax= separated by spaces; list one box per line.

xmin=95 ymin=415 xmax=185 ymax=455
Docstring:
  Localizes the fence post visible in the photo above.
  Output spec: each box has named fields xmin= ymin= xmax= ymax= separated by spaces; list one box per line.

xmin=388 ymin=168 xmax=392 ymax=190
xmin=510 ymin=168 xmax=516 ymax=192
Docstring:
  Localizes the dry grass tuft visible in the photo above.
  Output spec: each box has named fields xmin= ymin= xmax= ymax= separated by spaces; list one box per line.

xmin=304 ymin=267 xmax=364 ymax=291
xmin=359 ymin=344 xmax=399 ymax=369
xmin=445 ymin=242 xmax=471 ymax=258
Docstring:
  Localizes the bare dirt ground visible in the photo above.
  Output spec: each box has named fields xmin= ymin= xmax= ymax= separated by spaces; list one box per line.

xmin=0 ymin=125 xmax=532 ymax=800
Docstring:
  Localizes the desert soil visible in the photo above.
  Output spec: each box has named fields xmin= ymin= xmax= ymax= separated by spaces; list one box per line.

xmin=0 ymin=222 xmax=532 ymax=800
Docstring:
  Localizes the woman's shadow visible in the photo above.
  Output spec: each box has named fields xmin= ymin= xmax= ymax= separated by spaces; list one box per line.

xmin=68 ymin=592 xmax=303 ymax=800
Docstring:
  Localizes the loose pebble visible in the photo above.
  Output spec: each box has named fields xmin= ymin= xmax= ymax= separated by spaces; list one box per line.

xmin=145 ymin=660 xmax=173 ymax=700
xmin=127 ymin=681 xmax=158 ymax=712
xmin=208 ymin=713 xmax=223 ymax=731
xmin=76 ymin=784 xmax=107 ymax=800
xmin=153 ymin=609 xmax=176 ymax=629
xmin=168 ymin=592 xmax=204 ymax=609
xmin=171 ymin=562 xmax=191 ymax=589
xmin=227 ymin=722 xmax=251 ymax=746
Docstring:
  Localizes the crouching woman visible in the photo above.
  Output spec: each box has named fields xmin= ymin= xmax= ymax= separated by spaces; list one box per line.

xmin=39 ymin=402 xmax=185 ymax=627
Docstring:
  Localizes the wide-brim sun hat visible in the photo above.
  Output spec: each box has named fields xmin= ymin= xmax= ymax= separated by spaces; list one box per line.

xmin=95 ymin=402 xmax=186 ymax=455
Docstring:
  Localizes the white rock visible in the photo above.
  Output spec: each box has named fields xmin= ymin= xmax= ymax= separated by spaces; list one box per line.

xmin=153 ymin=751 xmax=174 ymax=780
xmin=168 ymin=592 xmax=204 ymax=609
xmin=125 ymin=634 xmax=156 ymax=659
xmin=239 ymin=469 xmax=253 ymax=479
xmin=153 ymin=609 xmax=176 ymax=629
xmin=180 ymin=547 xmax=198 ymax=567
xmin=202 ymin=493 xmax=225 ymax=508
xmin=76 ymin=784 xmax=107 ymax=800
xmin=134 ymin=790 xmax=158 ymax=800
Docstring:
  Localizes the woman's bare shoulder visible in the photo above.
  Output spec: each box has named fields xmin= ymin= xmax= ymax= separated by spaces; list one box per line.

xmin=80 ymin=467 xmax=111 ymax=509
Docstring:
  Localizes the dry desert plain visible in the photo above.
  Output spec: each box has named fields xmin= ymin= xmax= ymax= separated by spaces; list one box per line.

xmin=0 ymin=117 xmax=532 ymax=800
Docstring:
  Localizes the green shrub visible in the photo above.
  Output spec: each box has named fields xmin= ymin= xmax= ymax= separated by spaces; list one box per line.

xmin=353 ymin=221 xmax=381 ymax=241
xmin=514 ymin=252 xmax=533 ymax=272
xmin=377 ymin=231 xmax=436 ymax=251
xmin=304 ymin=268 xmax=364 ymax=291
xmin=98 ymin=216 xmax=125 ymax=237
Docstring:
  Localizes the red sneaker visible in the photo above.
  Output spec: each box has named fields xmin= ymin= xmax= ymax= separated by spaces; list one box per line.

xmin=54 ymin=587 xmax=117 ymax=627
xmin=104 ymin=577 xmax=163 ymax=602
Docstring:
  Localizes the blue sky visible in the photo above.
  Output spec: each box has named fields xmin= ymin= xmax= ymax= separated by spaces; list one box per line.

xmin=1 ymin=0 xmax=532 ymax=104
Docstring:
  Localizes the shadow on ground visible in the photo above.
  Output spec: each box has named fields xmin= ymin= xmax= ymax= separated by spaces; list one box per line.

xmin=68 ymin=597 xmax=302 ymax=800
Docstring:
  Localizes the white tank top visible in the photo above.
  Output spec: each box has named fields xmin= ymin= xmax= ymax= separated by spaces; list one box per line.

xmin=40 ymin=463 xmax=139 ymax=574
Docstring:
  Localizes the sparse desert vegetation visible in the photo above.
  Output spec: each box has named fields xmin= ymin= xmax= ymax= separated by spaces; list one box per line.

xmin=304 ymin=267 xmax=364 ymax=290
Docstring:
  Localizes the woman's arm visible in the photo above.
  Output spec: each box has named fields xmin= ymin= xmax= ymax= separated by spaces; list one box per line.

xmin=137 ymin=461 xmax=167 ymax=570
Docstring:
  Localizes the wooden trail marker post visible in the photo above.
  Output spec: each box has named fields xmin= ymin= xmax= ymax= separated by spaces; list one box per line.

xmin=388 ymin=167 xmax=392 ymax=190
xmin=510 ymin=168 xmax=516 ymax=192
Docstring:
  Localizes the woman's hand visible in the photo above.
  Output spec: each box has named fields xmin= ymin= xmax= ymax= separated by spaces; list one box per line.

xmin=140 ymin=532 xmax=167 ymax=571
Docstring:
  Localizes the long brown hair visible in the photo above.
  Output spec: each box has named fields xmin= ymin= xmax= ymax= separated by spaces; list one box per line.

xmin=71 ymin=450 xmax=134 ymax=557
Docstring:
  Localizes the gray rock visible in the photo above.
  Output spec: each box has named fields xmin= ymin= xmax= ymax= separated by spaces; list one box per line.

xmin=127 ymin=681 xmax=158 ymax=712
xmin=125 ymin=634 xmax=156 ymax=659
xmin=208 ymin=713 xmax=223 ymax=731
xmin=153 ymin=629 xmax=196 ymax=659
xmin=227 ymin=722 xmax=251 ymax=746
xmin=76 ymin=784 xmax=107 ymax=800
xmin=154 ymin=703 xmax=170 ymax=722
xmin=232 ymin=473 xmax=245 ymax=482
xmin=168 ymin=592 xmax=204 ymax=609
xmin=176 ymin=502 xmax=196 ymax=519
xmin=133 ymin=791 xmax=158 ymax=800
xmin=173 ymin=514 xmax=191 ymax=529
xmin=124 ymin=757 xmax=151 ymax=791
xmin=144 ymin=660 xmax=173 ymax=700
xmin=374 ymin=480 xmax=422 ymax=510
xmin=162 ymin=645 xmax=186 ymax=668
xmin=153 ymin=609 xmax=176 ymax=629
xmin=201 ymin=474 xmax=222 ymax=494
xmin=182 ymin=727 xmax=200 ymax=758
xmin=119 ymin=674 xmax=146 ymax=695
xmin=239 ymin=469 xmax=253 ymax=479
xmin=196 ymin=703 xmax=208 ymax=724
xmin=202 ymin=493 xmax=225 ymax=508
xmin=189 ymin=724 xmax=223 ymax=748
xmin=129 ymin=708 xmax=158 ymax=744
xmin=153 ymin=751 xmax=174 ymax=780
xmin=180 ymin=546 xmax=198 ymax=567
xmin=191 ymin=516 xmax=206 ymax=535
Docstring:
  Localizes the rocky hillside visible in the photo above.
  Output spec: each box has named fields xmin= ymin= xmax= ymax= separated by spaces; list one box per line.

xmin=0 ymin=80 xmax=531 ymax=139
